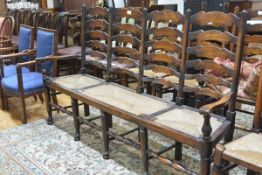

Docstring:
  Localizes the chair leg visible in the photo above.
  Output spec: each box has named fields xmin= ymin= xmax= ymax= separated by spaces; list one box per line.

xmin=140 ymin=126 xmax=149 ymax=174
xmin=71 ymin=98 xmax=80 ymax=141
xmin=156 ymin=85 xmax=162 ymax=98
xmin=84 ymin=104 xmax=90 ymax=116
xmin=200 ymin=141 xmax=213 ymax=175
xmin=3 ymin=93 xmax=9 ymax=110
xmin=20 ymin=97 xmax=27 ymax=124
xmin=101 ymin=111 xmax=110 ymax=159
xmin=45 ymin=87 xmax=53 ymax=125
xmin=38 ymin=94 xmax=44 ymax=103
xmin=175 ymin=141 xmax=182 ymax=161
xmin=212 ymin=145 xmax=228 ymax=175
xmin=0 ymin=88 xmax=6 ymax=110
xmin=224 ymin=111 xmax=236 ymax=143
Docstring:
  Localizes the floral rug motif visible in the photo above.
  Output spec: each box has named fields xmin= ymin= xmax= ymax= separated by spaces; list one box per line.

xmin=0 ymin=104 xmax=251 ymax=175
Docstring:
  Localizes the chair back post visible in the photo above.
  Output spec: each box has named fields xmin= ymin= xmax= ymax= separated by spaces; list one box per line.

xmin=80 ymin=5 xmax=87 ymax=74
xmin=228 ymin=11 xmax=247 ymax=114
xmin=138 ymin=8 xmax=147 ymax=93
xmin=106 ymin=7 xmax=113 ymax=82
xmin=176 ymin=9 xmax=191 ymax=106
xmin=254 ymin=65 xmax=262 ymax=130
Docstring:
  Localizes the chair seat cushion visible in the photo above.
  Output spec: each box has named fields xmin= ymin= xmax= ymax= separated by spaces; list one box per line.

xmin=224 ymin=133 xmax=262 ymax=169
xmin=153 ymin=107 xmax=225 ymax=138
xmin=1 ymin=72 xmax=43 ymax=94
xmin=4 ymin=64 xmax=30 ymax=77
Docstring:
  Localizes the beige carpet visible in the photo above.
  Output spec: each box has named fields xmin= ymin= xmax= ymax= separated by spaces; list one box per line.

xmin=0 ymin=94 xmax=71 ymax=130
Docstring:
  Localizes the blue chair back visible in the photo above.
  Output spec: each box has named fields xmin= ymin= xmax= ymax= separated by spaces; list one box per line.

xmin=18 ymin=25 xmax=34 ymax=62
xmin=35 ymin=27 xmax=57 ymax=76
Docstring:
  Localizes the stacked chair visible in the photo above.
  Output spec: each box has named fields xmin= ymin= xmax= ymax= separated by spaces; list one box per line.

xmin=0 ymin=16 xmax=15 ymax=54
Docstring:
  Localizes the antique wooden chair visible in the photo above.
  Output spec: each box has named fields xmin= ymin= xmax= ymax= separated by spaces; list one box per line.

xmin=138 ymin=10 xmax=247 ymax=175
xmin=233 ymin=8 xmax=262 ymax=130
xmin=1 ymin=27 xmax=58 ymax=123
xmin=212 ymin=65 xmax=262 ymax=175
xmin=11 ymin=10 xmax=38 ymax=47
xmin=0 ymin=16 xmax=15 ymax=39
xmin=137 ymin=9 xmax=185 ymax=98
xmin=0 ymin=25 xmax=35 ymax=109
xmin=107 ymin=7 xmax=144 ymax=90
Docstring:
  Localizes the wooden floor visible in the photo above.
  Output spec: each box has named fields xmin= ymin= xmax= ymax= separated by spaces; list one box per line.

xmin=0 ymin=94 xmax=70 ymax=130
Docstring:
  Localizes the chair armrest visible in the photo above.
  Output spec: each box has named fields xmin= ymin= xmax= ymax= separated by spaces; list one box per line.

xmin=16 ymin=60 xmax=37 ymax=70
xmin=199 ymin=92 xmax=233 ymax=115
xmin=0 ymin=49 xmax=36 ymax=60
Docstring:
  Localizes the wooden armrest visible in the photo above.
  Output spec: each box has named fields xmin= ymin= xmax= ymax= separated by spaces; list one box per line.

xmin=0 ymin=49 xmax=36 ymax=60
xmin=199 ymin=92 xmax=233 ymax=115
xmin=16 ymin=60 xmax=37 ymax=69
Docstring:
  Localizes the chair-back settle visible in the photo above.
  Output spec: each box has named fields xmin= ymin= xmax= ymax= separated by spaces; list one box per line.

xmin=142 ymin=9 xmax=186 ymax=94
xmin=178 ymin=10 xmax=247 ymax=113
xmin=106 ymin=7 xmax=144 ymax=85
xmin=35 ymin=27 xmax=58 ymax=77
xmin=81 ymin=5 xmax=109 ymax=72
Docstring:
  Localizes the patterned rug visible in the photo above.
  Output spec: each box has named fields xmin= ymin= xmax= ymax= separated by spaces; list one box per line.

xmin=0 ymin=105 xmax=251 ymax=175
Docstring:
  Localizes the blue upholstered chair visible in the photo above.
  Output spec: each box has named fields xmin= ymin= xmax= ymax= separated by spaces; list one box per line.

xmin=1 ymin=27 xmax=58 ymax=123
xmin=0 ymin=25 xmax=35 ymax=109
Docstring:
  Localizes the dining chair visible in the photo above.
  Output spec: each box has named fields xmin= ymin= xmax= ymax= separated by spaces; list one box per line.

xmin=212 ymin=64 xmax=262 ymax=175
xmin=233 ymin=7 xmax=262 ymax=131
xmin=1 ymin=27 xmax=58 ymax=123
xmin=0 ymin=25 xmax=35 ymax=110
